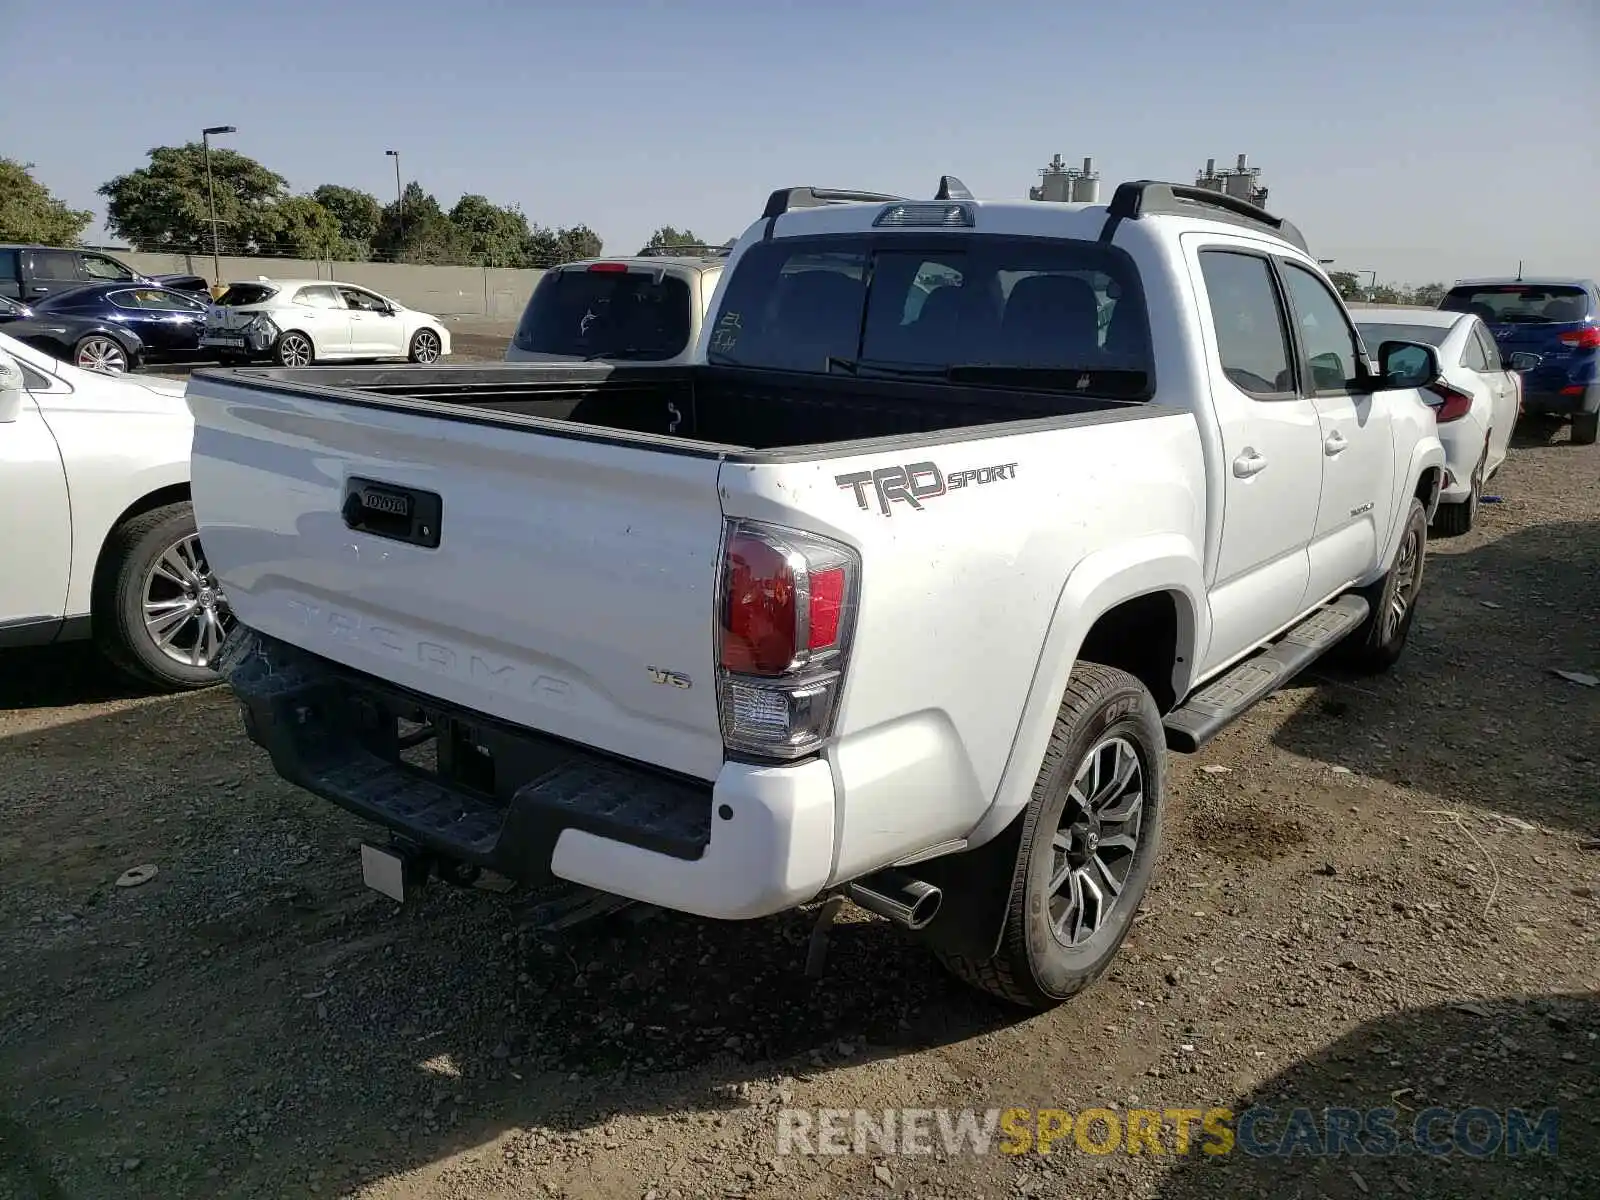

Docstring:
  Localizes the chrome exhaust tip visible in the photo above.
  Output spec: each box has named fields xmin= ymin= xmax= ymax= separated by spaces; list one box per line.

xmin=846 ymin=868 xmax=943 ymax=931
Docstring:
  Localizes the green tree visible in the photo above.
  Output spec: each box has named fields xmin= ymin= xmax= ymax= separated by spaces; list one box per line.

xmin=449 ymin=194 xmax=533 ymax=266
xmin=558 ymin=224 xmax=603 ymax=262
xmin=311 ymin=184 xmax=383 ymax=259
xmin=269 ymin=196 xmax=342 ymax=258
xmin=640 ymin=224 xmax=705 ymax=253
xmin=98 ymin=143 xmax=288 ymax=252
xmin=372 ymin=181 xmax=466 ymax=264
xmin=1408 ymin=281 xmax=1446 ymax=307
xmin=1327 ymin=271 xmax=1364 ymax=302
xmin=521 ymin=224 xmax=604 ymax=268
xmin=0 ymin=159 xmax=92 ymax=245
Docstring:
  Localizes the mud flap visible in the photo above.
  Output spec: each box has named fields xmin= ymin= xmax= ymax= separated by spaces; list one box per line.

xmin=906 ymin=811 xmax=1028 ymax=963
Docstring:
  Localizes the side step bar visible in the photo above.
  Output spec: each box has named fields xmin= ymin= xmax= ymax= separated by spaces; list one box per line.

xmin=1163 ymin=594 xmax=1370 ymax=753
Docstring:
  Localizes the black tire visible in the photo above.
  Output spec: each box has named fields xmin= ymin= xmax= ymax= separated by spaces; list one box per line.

xmin=274 ymin=330 xmax=315 ymax=367
xmin=934 ymin=663 xmax=1166 ymax=1010
xmin=91 ymin=502 xmax=231 ymax=692
xmin=1430 ymin=447 xmax=1483 ymax=537
xmin=408 ymin=327 xmax=443 ymax=364
xmin=72 ymin=333 xmax=132 ymax=375
xmin=1573 ymin=411 xmax=1599 ymax=446
xmin=1336 ymin=497 xmax=1427 ymax=675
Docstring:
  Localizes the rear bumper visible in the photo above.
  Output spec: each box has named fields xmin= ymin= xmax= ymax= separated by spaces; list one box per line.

xmin=220 ymin=626 xmax=834 ymax=919
xmin=1521 ymin=384 xmax=1599 ymax=417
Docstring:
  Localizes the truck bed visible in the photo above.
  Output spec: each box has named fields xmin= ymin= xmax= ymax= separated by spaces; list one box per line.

xmin=192 ymin=361 xmax=1152 ymax=459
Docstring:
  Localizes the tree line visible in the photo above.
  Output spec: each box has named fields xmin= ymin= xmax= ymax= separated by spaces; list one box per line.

xmin=1326 ymin=270 xmax=1448 ymax=308
xmin=0 ymin=152 xmax=718 ymax=269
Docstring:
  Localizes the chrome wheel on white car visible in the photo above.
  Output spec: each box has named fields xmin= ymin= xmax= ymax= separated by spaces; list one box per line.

xmin=409 ymin=328 xmax=442 ymax=364
xmin=74 ymin=335 xmax=128 ymax=374
xmin=93 ymin=502 xmax=234 ymax=692
xmin=275 ymin=332 xmax=314 ymax=367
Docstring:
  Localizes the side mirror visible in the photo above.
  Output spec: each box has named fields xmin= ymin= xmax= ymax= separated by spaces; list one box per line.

xmin=1371 ymin=339 xmax=1440 ymax=391
xmin=1507 ymin=351 xmax=1540 ymax=372
xmin=0 ymin=349 xmax=25 ymax=423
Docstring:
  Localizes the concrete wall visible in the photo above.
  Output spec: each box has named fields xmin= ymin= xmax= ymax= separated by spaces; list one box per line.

xmin=120 ymin=251 xmax=545 ymax=322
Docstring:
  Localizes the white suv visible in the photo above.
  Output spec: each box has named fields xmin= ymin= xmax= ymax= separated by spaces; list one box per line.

xmin=504 ymin=247 xmax=726 ymax=364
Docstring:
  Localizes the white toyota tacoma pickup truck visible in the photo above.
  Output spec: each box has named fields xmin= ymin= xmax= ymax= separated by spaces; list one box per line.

xmin=186 ymin=178 xmax=1446 ymax=1009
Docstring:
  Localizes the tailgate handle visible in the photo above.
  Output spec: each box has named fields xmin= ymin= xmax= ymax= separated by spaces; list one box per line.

xmin=342 ymin=477 xmax=442 ymax=549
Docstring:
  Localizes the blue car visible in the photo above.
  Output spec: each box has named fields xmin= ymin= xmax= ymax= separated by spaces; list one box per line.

xmin=23 ymin=282 xmax=213 ymax=371
xmin=1439 ymin=277 xmax=1599 ymax=445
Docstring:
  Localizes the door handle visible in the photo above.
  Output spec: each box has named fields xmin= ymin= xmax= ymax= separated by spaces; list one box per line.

xmin=1232 ymin=449 xmax=1268 ymax=478
xmin=1324 ymin=431 xmax=1349 ymax=456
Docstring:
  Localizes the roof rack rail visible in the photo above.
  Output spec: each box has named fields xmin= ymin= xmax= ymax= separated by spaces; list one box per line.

xmin=635 ymin=243 xmax=730 ymax=257
xmin=1099 ymin=180 xmax=1310 ymax=255
xmin=760 ymin=186 xmax=906 ymax=220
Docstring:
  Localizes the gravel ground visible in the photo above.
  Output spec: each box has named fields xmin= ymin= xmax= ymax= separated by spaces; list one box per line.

xmin=1 ymin=417 xmax=1595 ymax=1200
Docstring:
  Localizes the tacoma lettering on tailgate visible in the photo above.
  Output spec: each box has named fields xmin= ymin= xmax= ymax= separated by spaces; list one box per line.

xmin=835 ymin=460 xmax=1019 ymax=517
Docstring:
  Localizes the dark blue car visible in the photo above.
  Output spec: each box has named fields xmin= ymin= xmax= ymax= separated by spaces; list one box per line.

xmin=1440 ymin=277 xmax=1599 ymax=445
xmin=27 ymin=282 xmax=212 ymax=369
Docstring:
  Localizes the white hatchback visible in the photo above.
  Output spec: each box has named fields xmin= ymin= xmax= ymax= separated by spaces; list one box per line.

xmin=1350 ymin=306 xmax=1522 ymax=535
xmin=201 ymin=279 xmax=452 ymax=367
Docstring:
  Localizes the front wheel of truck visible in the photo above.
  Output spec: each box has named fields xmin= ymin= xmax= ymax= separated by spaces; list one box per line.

xmin=935 ymin=662 xmax=1166 ymax=1010
xmin=1334 ymin=496 xmax=1427 ymax=676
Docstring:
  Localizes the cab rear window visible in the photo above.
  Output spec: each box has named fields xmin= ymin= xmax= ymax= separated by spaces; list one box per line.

xmin=512 ymin=268 xmax=692 ymax=360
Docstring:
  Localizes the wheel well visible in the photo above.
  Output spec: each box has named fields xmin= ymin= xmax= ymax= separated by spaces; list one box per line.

xmin=92 ymin=484 xmax=191 ymax=593
xmin=1075 ymin=591 xmax=1181 ymax=713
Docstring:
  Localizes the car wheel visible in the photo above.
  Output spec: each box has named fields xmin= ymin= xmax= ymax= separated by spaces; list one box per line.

xmin=1336 ymin=497 xmax=1427 ymax=675
xmin=74 ymin=334 xmax=130 ymax=374
xmin=274 ymin=331 xmax=315 ymax=367
xmin=91 ymin=502 xmax=234 ymax=692
xmin=1431 ymin=446 xmax=1484 ymax=537
xmin=934 ymin=662 xmax=1165 ymax=1010
xmin=409 ymin=327 xmax=443 ymax=364
xmin=1573 ymin=411 xmax=1599 ymax=446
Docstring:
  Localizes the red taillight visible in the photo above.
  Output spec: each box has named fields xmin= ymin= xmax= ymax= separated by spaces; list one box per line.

xmin=721 ymin=532 xmax=799 ymax=676
xmin=587 ymin=262 xmax=628 ymax=273
xmin=1426 ymin=382 xmax=1473 ymax=422
xmin=1557 ymin=326 xmax=1600 ymax=349
xmin=716 ymin=520 xmax=860 ymax=758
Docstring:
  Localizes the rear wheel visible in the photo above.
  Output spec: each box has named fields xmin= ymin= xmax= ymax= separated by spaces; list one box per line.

xmin=1573 ymin=411 xmax=1598 ymax=446
xmin=1337 ymin=497 xmax=1427 ymax=675
xmin=74 ymin=334 xmax=130 ymax=374
xmin=1431 ymin=447 xmax=1484 ymax=537
xmin=274 ymin=331 xmax=315 ymax=367
xmin=934 ymin=663 xmax=1165 ymax=1010
xmin=92 ymin=503 xmax=233 ymax=692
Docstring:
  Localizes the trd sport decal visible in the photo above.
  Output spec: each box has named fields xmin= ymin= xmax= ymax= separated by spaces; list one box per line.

xmin=835 ymin=460 xmax=1019 ymax=516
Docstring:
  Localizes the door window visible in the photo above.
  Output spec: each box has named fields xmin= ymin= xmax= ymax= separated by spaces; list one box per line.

xmin=293 ymin=285 xmax=345 ymax=309
xmin=0 ymin=249 xmax=19 ymax=283
xmin=113 ymin=287 xmax=206 ymax=312
xmin=31 ymin=250 xmax=78 ymax=280
xmin=336 ymin=286 xmax=389 ymax=311
xmin=1280 ymin=262 xmax=1362 ymax=393
xmin=80 ymin=253 xmax=136 ymax=282
xmin=1197 ymin=249 xmax=1295 ymax=398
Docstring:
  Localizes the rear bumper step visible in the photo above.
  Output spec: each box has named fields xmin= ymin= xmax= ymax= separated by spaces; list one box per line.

xmin=219 ymin=626 xmax=715 ymax=884
xmin=1162 ymin=594 xmax=1369 ymax=753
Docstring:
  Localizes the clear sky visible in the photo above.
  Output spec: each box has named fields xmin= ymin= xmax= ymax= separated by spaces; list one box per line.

xmin=5 ymin=0 xmax=1597 ymax=285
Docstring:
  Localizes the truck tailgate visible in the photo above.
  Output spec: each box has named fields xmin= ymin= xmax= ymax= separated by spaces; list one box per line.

xmin=187 ymin=376 xmax=727 ymax=781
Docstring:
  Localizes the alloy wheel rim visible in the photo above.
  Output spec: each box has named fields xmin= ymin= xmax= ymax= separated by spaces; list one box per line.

xmin=141 ymin=534 xmax=233 ymax=668
xmin=1383 ymin=527 xmax=1421 ymax=641
xmin=414 ymin=331 xmax=440 ymax=363
xmin=280 ymin=335 xmax=311 ymax=366
xmin=78 ymin=337 xmax=127 ymax=374
xmin=1048 ymin=735 xmax=1145 ymax=947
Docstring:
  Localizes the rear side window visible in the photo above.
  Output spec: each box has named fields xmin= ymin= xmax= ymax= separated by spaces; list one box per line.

xmin=513 ymin=269 xmax=692 ymax=360
xmin=293 ymin=285 xmax=344 ymax=309
xmin=215 ymin=283 xmax=278 ymax=306
xmin=80 ymin=253 xmax=136 ymax=282
xmin=708 ymin=234 xmax=1152 ymax=397
xmin=1197 ymin=250 xmax=1294 ymax=397
xmin=112 ymin=287 xmax=205 ymax=312
xmin=0 ymin=249 xmax=19 ymax=282
xmin=31 ymin=249 xmax=78 ymax=280
xmin=1441 ymin=284 xmax=1592 ymax=325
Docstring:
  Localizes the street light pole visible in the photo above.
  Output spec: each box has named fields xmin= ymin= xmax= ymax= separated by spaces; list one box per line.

xmin=1361 ymin=269 xmax=1378 ymax=301
xmin=385 ymin=150 xmax=404 ymax=251
xmin=202 ymin=126 xmax=236 ymax=295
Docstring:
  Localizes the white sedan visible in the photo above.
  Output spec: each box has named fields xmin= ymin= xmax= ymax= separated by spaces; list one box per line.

xmin=1 ymin=332 xmax=234 ymax=690
xmin=1350 ymin=306 xmax=1522 ymax=536
xmin=201 ymin=278 xmax=452 ymax=367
